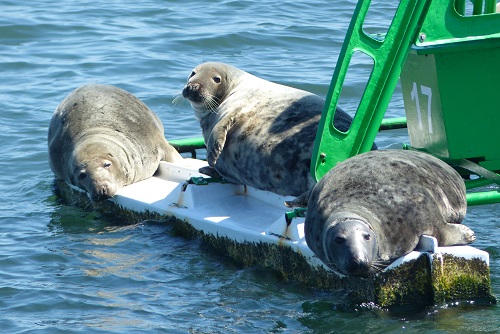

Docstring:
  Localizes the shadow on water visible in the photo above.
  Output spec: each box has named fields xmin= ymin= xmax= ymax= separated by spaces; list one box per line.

xmin=46 ymin=179 xmax=167 ymax=234
xmin=47 ymin=195 xmax=129 ymax=235
xmin=297 ymin=297 xmax=499 ymax=333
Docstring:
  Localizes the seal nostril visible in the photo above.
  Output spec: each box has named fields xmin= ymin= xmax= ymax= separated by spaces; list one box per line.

xmin=347 ymin=258 xmax=372 ymax=275
xmin=183 ymin=84 xmax=202 ymax=100
xmin=347 ymin=259 xmax=360 ymax=273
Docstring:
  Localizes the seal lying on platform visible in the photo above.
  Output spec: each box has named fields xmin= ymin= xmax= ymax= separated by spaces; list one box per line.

xmin=48 ymin=84 xmax=182 ymax=201
xmin=299 ymin=149 xmax=475 ymax=277
xmin=182 ymin=62 xmax=363 ymax=197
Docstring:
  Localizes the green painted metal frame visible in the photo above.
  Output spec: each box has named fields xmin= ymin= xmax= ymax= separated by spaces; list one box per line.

xmin=171 ymin=1 xmax=500 ymax=206
xmin=466 ymin=190 xmax=500 ymax=206
xmin=417 ymin=0 xmax=500 ymax=49
xmin=310 ymin=0 xmax=432 ymax=182
xmin=167 ymin=117 xmax=410 ymax=153
xmin=170 ymin=117 xmax=500 ymax=207
xmin=307 ymin=0 xmax=499 ymax=206
xmin=455 ymin=0 xmax=497 ymax=16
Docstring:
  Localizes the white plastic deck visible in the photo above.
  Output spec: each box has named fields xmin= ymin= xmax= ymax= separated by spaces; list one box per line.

xmin=110 ymin=159 xmax=489 ymax=274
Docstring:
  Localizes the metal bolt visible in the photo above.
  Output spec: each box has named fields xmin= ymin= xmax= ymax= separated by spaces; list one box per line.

xmin=418 ymin=33 xmax=426 ymax=43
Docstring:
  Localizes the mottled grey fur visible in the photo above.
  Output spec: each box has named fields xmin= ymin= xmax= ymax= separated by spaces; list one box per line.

xmin=182 ymin=62 xmax=358 ymax=196
xmin=48 ymin=84 xmax=181 ymax=201
xmin=304 ymin=149 xmax=475 ymax=277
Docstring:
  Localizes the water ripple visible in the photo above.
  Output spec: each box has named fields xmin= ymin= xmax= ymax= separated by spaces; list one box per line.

xmin=0 ymin=0 xmax=498 ymax=332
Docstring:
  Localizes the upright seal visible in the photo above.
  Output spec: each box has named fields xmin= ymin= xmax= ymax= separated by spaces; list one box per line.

xmin=302 ymin=149 xmax=475 ymax=277
xmin=182 ymin=62 xmax=364 ymax=197
xmin=48 ymin=84 xmax=182 ymax=201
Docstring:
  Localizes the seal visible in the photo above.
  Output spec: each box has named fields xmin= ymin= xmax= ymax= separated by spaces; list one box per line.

xmin=301 ymin=149 xmax=475 ymax=277
xmin=181 ymin=61 xmax=363 ymax=197
xmin=48 ymin=84 xmax=182 ymax=201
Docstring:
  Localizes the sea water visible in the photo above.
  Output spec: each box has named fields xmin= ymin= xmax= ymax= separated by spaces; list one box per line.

xmin=1 ymin=1 xmax=499 ymax=332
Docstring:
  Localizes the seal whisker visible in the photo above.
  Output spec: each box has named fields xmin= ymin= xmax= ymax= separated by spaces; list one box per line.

xmin=370 ymin=261 xmax=389 ymax=273
xmin=203 ymin=93 xmax=220 ymax=114
xmin=83 ymin=199 xmax=94 ymax=210
xmin=322 ymin=259 xmax=343 ymax=274
xmin=172 ymin=93 xmax=185 ymax=107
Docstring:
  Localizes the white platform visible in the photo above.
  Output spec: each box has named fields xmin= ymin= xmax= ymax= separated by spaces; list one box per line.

xmin=110 ymin=159 xmax=489 ymax=274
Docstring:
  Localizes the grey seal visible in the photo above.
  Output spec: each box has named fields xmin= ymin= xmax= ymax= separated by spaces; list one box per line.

xmin=48 ymin=84 xmax=182 ymax=201
xmin=301 ymin=149 xmax=475 ymax=277
xmin=181 ymin=62 xmax=366 ymax=197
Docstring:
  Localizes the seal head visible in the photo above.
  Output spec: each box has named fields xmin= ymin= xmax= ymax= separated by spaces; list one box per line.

xmin=71 ymin=141 xmax=124 ymax=201
xmin=323 ymin=214 xmax=377 ymax=277
xmin=182 ymin=62 xmax=242 ymax=121
xmin=48 ymin=84 xmax=182 ymax=201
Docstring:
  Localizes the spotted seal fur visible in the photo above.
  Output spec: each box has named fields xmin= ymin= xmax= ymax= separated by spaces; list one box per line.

xmin=300 ymin=149 xmax=475 ymax=277
xmin=182 ymin=62 xmax=363 ymax=196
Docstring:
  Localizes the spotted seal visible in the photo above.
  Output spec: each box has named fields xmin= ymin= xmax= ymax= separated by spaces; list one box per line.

xmin=301 ymin=149 xmax=475 ymax=277
xmin=182 ymin=61 xmax=363 ymax=196
xmin=48 ymin=84 xmax=182 ymax=201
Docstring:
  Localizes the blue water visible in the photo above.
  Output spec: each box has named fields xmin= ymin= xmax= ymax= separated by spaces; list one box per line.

xmin=1 ymin=0 xmax=499 ymax=332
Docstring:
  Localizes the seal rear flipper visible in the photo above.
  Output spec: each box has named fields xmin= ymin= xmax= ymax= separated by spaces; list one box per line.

xmin=160 ymin=141 xmax=183 ymax=163
xmin=439 ymin=223 xmax=476 ymax=246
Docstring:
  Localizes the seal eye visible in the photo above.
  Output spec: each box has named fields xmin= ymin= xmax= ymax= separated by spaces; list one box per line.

xmin=103 ymin=162 xmax=112 ymax=169
xmin=79 ymin=172 xmax=86 ymax=180
xmin=212 ymin=76 xmax=221 ymax=84
xmin=189 ymin=71 xmax=196 ymax=79
xmin=364 ymin=233 xmax=371 ymax=241
xmin=334 ymin=237 xmax=345 ymax=245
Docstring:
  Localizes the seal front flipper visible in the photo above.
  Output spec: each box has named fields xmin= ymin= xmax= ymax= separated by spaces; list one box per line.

xmin=284 ymin=188 xmax=312 ymax=208
xmin=206 ymin=115 xmax=236 ymax=167
xmin=198 ymin=166 xmax=222 ymax=178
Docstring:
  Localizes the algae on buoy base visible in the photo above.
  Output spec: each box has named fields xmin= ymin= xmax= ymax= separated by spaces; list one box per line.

xmin=431 ymin=254 xmax=495 ymax=304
